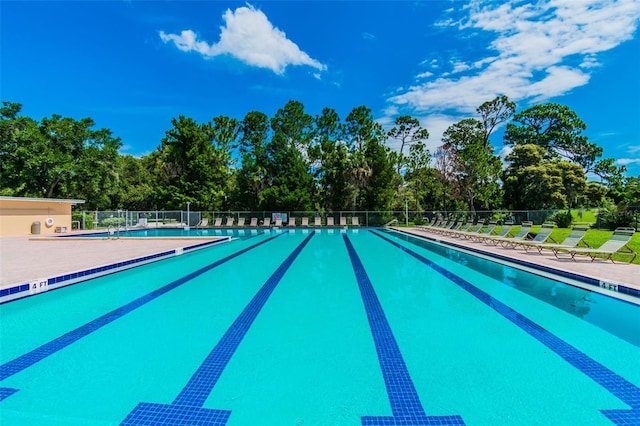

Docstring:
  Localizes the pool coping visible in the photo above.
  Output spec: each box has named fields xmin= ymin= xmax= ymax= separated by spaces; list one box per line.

xmin=389 ymin=227 xmax=640 ymax=304
xmin=0 ymin=236 xmax=231 ymax=304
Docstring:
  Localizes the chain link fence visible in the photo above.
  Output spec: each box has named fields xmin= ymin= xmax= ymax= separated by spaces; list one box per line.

xmin=70 ymin=208 xmax=638 ymax=231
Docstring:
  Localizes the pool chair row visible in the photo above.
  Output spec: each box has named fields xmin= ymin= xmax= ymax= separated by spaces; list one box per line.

xmin=418 ymin=220 xmax=637 ymax=263
xmin=196 ymin=216 xmax=362 ymax=228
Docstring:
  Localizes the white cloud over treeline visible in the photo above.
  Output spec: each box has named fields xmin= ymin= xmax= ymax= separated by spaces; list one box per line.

xmin=159 ymin=4 xmax=326 ymax=75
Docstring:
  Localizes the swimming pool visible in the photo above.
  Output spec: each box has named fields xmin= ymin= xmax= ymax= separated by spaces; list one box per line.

xmin=1 ymin=229 xmax=638 ymax=425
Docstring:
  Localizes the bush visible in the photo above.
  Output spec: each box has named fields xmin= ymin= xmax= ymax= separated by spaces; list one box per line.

xmin=100 ymin=217 xmax=125 ymax=227
xmin=72 ymin=212 xmax=94 ymax=229
xmin=413 ymin=215 xmax=426 ymax=226
xmin=597 ymin=210 xmax=636 ymax=230
xmin=549 ymin=210 xmax=573 ymax=228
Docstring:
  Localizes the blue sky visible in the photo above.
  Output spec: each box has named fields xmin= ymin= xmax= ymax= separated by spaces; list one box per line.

xmin=3 ymin=0 xmax=640 ymax=177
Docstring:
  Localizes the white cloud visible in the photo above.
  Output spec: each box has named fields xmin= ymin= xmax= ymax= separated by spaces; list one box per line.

xmin=627 ymin=145 xmax=640 ymax=154
xmin=416 ymin=71 xmax=433 ymax=79
xmin=159 ymin=4 xmax=326 ymax=75
xmin=389 ymin=0 xmax=640 ymax=114
xmin=616 ymin=158 xmax=640 ymax=166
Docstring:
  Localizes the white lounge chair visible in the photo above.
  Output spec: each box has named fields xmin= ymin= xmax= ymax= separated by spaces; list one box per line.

xmin=512 ymin=223 xmax=555 ymax=249
xmin=262 ymin=217 xmax=272 ymax=227
xmin=486 ymin=221 xmax=533 ymax=247
xmin=274 ymin=218 xmax=282 ymax=227
xmin=194 ymin=218 xmax=208 ymax=228
xmin=340 ymin=217 xmax=347 ymax=226
xmin=224 ymin=217 xmax=235 ymax=227
xmin=530 ymin=225 xmax=590 ymax=256
xmin=248 ymin=217 xmax=258 ymax=227
xmin=566 ymin=227 xmax=636 ymax=263
xmin=212 ymin=218 xmax=223 ymax=227
xmin=301 ymin=217 xmax=309 ymax=227
xmin=327 ymin=217 xmax=335 ymax=226
xmin=237 ymin=217 xmax=245 ymax=227
xmin=351 ymin=216 xmax=360 ymax=226
xmin=314 ymin=217 xmax=321 ymax=227
xmin=287 ymin=217 xmax=296 ymax=227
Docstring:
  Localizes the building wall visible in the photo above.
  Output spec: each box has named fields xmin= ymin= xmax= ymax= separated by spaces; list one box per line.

xmin=0 ymin=199 xmax=73 ymax=236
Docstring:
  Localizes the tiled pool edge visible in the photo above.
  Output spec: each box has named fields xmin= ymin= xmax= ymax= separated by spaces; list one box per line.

xmin=0 ymin=237 xmax=231 ymax=304
xmin=389 ymin=227 xmax=640 ymax=302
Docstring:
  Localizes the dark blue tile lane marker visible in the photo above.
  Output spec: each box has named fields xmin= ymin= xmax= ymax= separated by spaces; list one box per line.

xmin=120 ymin=231 xmax=316 ymax=426
xmin=370 ymin=230 xmax=640 ymax=425
xmin=0 ymin=232 xmax=287 ymax=400
xmin=342 ymin=235 xmax=465 ymax=426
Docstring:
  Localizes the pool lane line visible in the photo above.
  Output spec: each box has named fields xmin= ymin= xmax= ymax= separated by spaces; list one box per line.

xmin=0 ymin=231 xmax=288 ymax=399
xmin=370 ymin=230 xmax=640 ymax=425
xmin=342 ymin=234 xmax=465 ymax=426
xmin=120 ymin=231 xmax=316 ymax=426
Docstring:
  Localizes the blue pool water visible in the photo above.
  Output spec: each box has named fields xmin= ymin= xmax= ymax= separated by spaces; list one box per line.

xmin=1 ymin=229 xmax=638 ymax=425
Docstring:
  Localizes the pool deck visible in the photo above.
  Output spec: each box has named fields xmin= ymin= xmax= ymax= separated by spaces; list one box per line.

xmin=392 ymin=227 xmax=640 ymax=293
xmin=1 ymin=227 xmax=638 ymax=297
xmin=0 ymin=233 xmax=225 ymax=289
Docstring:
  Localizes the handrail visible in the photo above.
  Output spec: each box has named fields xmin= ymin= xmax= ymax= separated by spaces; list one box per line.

xmin=384 ymin=218 xmax=399 ymax=227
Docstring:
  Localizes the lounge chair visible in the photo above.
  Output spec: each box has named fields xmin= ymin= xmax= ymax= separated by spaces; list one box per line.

xmin=212 ymin=218 xmax=223 ymax=227
xmin=194 ymin=218 xmax=208 ymax=228
xmin=511 ymin=223 xmax=555 ymax=249
xmin=248 ymin=217 xmax=258 ymax=227
xmin=486 ymin=221 xmax=533 ymax=247
xmin=262 ymin=217 xmax=272 ymax=227
xmin=352 ymin=216 xmax=360 ymax=226
xmin=443 ymin=220 xmax=474 ymax=237
xmin=327 ymin=217 xmax=335 ymax=226
xmin=467 ymin=220 xmax=497 ymax=241
xmin=274 ymin=218 xmax=282 ymax=227
xmin=287 ymin=217 xmax=296 ymax=227
xmin=450 ymin=221 xmax=483 ymax=239
xmin=314 ymin=217 xmax=321 ymax=227
xmin=237 ymin=217 xmax=245 ymax=227
xmin=524 ymin=225 xmax=590 ymax=256
xmin=566 ymin=227 xmax=636 ymax=263
xmin=474 ymin=221 xmax=515 ymax=244
xmin=301 ymin=217 xmax=309 ymax=227
xmin=340 ymin=217 xmax=347 ymax=226
xmin=224 ymin=217 xmax=235 ymax=227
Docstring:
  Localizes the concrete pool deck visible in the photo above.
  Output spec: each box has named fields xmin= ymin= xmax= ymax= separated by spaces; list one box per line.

xmin=0 ymin=233 xmax=226 ymax=289
xmin=1 ymin=227 xmax=638 ymax=299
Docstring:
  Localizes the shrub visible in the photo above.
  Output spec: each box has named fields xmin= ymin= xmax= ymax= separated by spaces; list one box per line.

xmin=549 ymin=210 xmax=573 ymax=228
xmin=597 ymin=210 xmax=636 ymax=230
xmin=100 ymin=217 xmax=125 ymax=227
xmin=72 ymin=212 xmax=94 ymax=229
xmin=413 ymin=215 xmax=426 ymax=226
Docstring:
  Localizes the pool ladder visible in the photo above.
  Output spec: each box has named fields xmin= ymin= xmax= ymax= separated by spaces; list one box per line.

xmin=107 ymin=225 xmax=120 ymax=239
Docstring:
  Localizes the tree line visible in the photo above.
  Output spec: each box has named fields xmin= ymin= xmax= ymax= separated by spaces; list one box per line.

xmin=1 ymin=98 xmax=638 ymax=213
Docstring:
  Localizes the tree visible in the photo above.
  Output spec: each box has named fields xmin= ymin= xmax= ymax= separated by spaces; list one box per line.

xmin=503 ymin=103 xmax=625 ymax=183
xmin=0 ymin=104 xmax=122 ymax=206
xmin=441 ymin=118 xmax=502 ymax=211
xmin=502 ymin=144 xmax=586 ymax=209
xmin=477 ymin=95 xmax=516 ymax=147
xmin=233 ymin=111 xmax=270 ymax=210
xmin=259 ymin=100 xmax=316 ymax=211
xmin=156 ymin=115 xmax=229 ymax=210
xmin=387 ymin=115 xmax=429 ymax=174
xmin=345 ymin=106 xmax=397 ymax=209
xmin=310 ymin=107 xmax=353 ymax=210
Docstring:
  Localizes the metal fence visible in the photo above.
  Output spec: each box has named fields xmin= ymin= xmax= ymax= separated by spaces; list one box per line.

xmin=71 ymin=208 xmax=638 ymax=231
